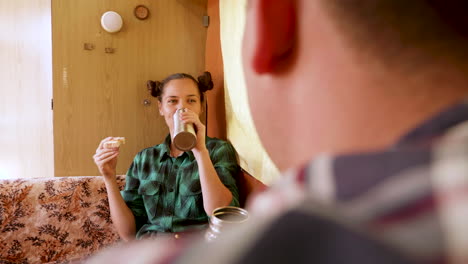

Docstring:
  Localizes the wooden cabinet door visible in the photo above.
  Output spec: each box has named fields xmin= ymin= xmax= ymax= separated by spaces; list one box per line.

xmin=52 ymin=0 xmax=207 ymax=176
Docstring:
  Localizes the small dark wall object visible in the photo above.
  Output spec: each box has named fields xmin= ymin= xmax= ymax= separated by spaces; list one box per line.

xmin=84 ymin=43 xmax=95 ymax=50
xmin=105 ymin=47 xmax=115 ymax=54
xmin=203 ymin=15 xmax=210 ymax=27
xmin=134 ymin=5 xmax=150 ymax=20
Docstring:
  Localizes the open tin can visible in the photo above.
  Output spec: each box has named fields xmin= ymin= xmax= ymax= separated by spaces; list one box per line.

xmin=205 ymin=206 xmax=249 ymax=242
xmin=173 ymin=108 xmax=197 ymax=151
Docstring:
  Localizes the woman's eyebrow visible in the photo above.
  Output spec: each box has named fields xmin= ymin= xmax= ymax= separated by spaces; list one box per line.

xmin=164 ymin=94 xmax=199 ymax=99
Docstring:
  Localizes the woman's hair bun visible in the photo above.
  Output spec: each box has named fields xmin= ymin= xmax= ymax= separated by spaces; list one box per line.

xmin=197 ymin=71 xmax=213 ymax=92
xmin=147 ymin=80 xmax=163 ymax=98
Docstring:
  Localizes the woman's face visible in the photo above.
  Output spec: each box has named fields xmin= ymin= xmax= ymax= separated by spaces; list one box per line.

xmin=158 ymin=78 xmax=202 ymax=132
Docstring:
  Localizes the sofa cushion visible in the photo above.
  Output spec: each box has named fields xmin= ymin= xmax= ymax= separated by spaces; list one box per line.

xmin=0 ymin=175 xmax=126 ymax=264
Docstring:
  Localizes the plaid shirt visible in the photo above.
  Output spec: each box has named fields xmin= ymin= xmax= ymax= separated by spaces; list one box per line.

xmin=173 ymin=102 xmax=468 ymax=264
xmin=121 ymin=135 xmax=239 ymax=239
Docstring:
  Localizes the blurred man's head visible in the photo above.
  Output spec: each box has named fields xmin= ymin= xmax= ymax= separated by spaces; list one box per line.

xmin=242 ymin=0 xmax=468 ymax=171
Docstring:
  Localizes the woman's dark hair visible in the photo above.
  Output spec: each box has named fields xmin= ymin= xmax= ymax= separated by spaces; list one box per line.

xmin=147 ymin=72 xmax=214 ymax=102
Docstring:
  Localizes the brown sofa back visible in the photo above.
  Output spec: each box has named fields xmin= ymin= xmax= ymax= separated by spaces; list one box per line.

xmin=236 ymin=167 xmax=267 ymax=208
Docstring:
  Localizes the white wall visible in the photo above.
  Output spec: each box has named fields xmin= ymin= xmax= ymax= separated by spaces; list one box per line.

xmin=0 ymin=0 xmax=54 ymax=178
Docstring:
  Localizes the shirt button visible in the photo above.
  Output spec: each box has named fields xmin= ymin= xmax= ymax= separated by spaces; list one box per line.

xmin=169 ymin=188 xmax=174 ymax=192
xmin=174 ymin=165 xmax=179 ymax=170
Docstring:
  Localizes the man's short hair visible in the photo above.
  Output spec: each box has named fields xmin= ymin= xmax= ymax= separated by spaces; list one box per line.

xmin=323 ymin=1 xmax=468 ymax=68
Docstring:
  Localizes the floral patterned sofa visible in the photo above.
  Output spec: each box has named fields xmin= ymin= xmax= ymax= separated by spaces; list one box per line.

xmin=0 ymin=175 xmax=126 ymax=264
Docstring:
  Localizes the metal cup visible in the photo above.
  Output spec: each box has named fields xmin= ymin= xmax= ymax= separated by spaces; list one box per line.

xmin=173 ymin=108 xmax=197 ymax=151
xmin=205 ymin=206 xmax=249 ymax=242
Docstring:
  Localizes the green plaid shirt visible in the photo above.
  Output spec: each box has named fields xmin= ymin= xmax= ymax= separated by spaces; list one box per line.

xmin=121 ymin=135 xmax=240 ymax=239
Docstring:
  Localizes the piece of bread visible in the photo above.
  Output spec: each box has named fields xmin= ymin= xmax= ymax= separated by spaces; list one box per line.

xmin=104 ymin=137 xmax=126 ymax=148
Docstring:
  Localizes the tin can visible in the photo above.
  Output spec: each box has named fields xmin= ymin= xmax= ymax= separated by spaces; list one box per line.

xmin=173 ymin=108 xmax=197 ymax=151
xmin=205 ymin=206 xmax=249 ymax=242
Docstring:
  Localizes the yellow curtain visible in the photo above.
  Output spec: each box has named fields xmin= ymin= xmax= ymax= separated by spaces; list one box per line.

xmin=219 ymin=0 xmax=280 ymax=184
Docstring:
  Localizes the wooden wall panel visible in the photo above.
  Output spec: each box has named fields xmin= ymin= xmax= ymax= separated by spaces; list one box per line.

xmin=206 ymin=0 xmax=226 ymax=139
xmin=53 ymin=0 xmax=207 ymax=176
xmin=0 ymin=0 xmax=54 ymax=179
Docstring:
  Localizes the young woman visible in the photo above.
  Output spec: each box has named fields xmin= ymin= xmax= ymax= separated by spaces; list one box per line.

xmin=93 ymin=72 xmax=239 ymax=241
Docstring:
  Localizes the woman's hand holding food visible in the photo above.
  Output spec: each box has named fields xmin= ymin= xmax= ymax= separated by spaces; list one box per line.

xmin=93 ymin=137 xmax=125 ymax=179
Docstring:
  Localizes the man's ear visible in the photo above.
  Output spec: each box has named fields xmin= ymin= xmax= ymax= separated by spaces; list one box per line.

xmin=252 ymin=0 xmax=297 ymax=74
